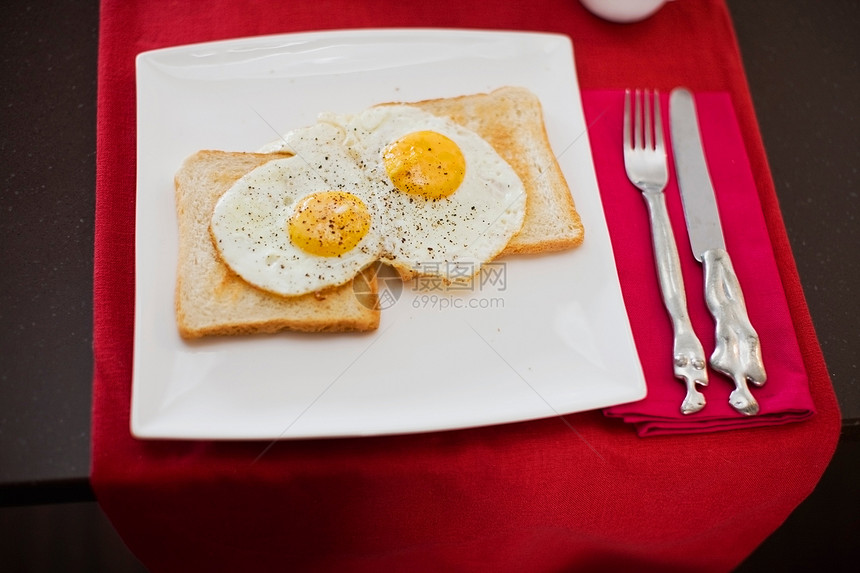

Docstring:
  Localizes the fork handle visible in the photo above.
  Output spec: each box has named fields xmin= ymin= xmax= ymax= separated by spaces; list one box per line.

xmin=643 ymin=192 xmax=693 ymax=329
xmin=642 ymin=191 xmax=708 ymax=380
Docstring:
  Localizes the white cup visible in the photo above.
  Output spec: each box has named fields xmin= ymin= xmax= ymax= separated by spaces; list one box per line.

xmin=579 ymin=0 xmax=669 ymax=23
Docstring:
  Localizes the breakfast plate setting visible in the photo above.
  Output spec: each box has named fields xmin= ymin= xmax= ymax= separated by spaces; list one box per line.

xmin=132 ymin=29 xmax=647 ymax=439
xmin=93 ymin=2 xmax=842 ymax=571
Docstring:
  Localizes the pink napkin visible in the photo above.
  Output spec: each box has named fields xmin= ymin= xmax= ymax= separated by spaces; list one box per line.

xmin=587 ymin=90 xmax=816 ymax=436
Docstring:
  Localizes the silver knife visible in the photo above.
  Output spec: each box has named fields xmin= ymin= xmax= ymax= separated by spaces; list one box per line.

xmin=669 ymin=88 xmax=766 ymax=416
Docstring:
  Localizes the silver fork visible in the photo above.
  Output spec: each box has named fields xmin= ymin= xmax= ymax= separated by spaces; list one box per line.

xmin=623 ymin=89 xmax=708 ymax=415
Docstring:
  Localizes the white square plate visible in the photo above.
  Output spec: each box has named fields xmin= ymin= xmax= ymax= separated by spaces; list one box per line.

xmin=132 ymin=29 xmax=646 ymax=439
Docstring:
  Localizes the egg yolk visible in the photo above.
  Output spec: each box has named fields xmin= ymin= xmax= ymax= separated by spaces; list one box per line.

xmin=288 ymin=191 xmax=372 ymax=257
xmin=383 ymin=130 xmax=466 ymax=200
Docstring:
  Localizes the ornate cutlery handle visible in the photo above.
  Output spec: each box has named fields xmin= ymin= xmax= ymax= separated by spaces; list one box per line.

xmin=702 ymin=248 xmax=766 ymax=415
xmin=643 ymin=191 xmax=708 ymax=414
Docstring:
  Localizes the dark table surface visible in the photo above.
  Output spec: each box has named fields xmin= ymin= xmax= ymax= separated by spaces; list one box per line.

xmin=1 ymin=0 xmax=857 ymax=506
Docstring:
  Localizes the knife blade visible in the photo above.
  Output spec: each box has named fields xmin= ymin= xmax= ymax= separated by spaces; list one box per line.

xmin=669 ymin=87 xmax=767 ymax=416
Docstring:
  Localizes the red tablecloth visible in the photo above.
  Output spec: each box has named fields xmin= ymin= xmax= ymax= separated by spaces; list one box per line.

xmin=92 ymin=1 xmax=841 ymax=571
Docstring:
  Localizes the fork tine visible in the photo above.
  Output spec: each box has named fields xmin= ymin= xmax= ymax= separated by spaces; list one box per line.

xmin=634 ymin=89 xmax=642 ymax=150
xmin=644 ymin=91 xmax=653 ymax=150
xmin=654 ymin=90 xmax=664 ymax=151
xmin=623 ymin=89 xmax=632 ymax=150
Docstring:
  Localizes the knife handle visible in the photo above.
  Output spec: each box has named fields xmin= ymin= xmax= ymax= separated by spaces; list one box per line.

xmin=643 ymin=191 xmax=708 ymax=414
xmin=702 ymin=248 xmax=767 ymax=416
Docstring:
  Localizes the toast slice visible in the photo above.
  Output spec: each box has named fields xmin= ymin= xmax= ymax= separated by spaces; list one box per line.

xmin=174 ymin=150 xmax=380 ymax=339
xmin=409 ymin=86 xmax=584 ymax=254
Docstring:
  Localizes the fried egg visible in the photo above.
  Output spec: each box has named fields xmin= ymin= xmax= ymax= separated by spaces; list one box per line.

xmin=210 ymin=122 xmax=381 ymax=296
xmin=211 ymin=105 xmax=526 ymax=296
xmin=333 ymin=105 xmax=526 ymax=279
